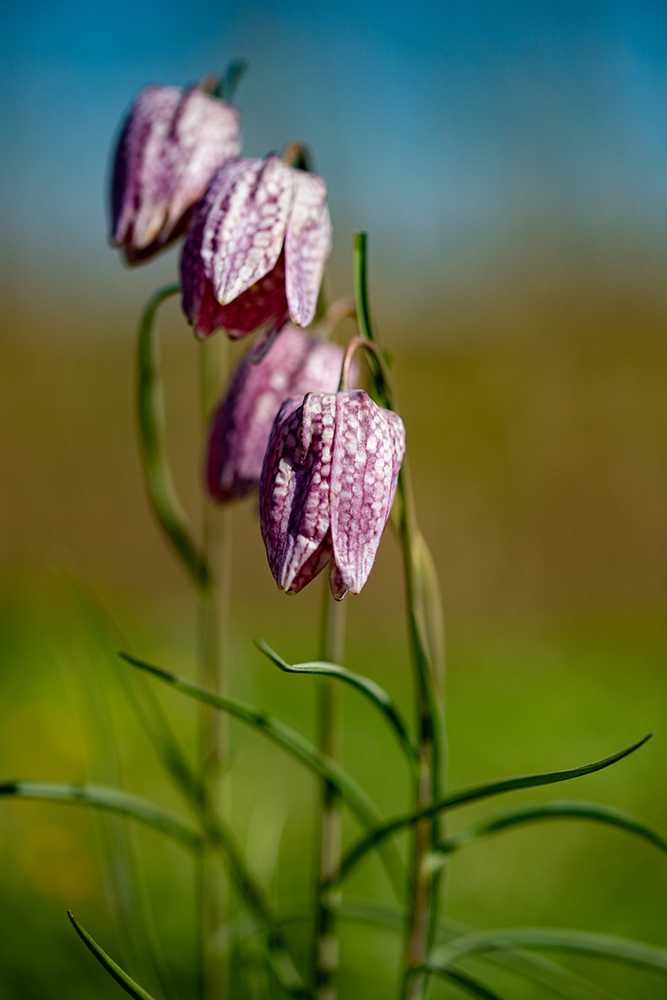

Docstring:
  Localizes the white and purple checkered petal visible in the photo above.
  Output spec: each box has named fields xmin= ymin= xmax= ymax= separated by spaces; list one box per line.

xmin=214 ymin=254 xmax=289 ymax=337
xmin=284 ymin=171 xmax=332 ymax=328
xmin=111 ymin=86 xmax=181 ymax=251
xmin=202 ymin=154 xmax=294 ymax=306
xmin=329 ymin=391 xmax=402 ymax=596
xmin=207 ymin=328 xmax=314 ymax=500
xmin=260 ymin=392 xmax=336 ymax=593
xmin=384 ymin=408 xmax=407 ymax=506
xmin=180 ymin=160 xmax=250 ymax=336
xmin=165 ymin=88 xmax=241 ymax=235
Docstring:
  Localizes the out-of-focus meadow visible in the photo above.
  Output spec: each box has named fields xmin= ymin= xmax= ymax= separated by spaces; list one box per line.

xmin=2 ymin=2 xmax=667 ymax=997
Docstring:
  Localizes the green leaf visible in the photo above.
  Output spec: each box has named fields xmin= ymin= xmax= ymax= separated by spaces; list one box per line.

xmin=68 ymin=910 xmax=158 ymax=1000
xmin=218 ymin=58 xmax=248 ymax=102
xmin=440 ymin=800 xmax=667 ymax=859
xmin=429 ymin=927 xmax=667 ymax=977
xmin=339 ymin=735 xmax=650 ymax=881
xmin=255 ymin=638 xmax=419 ymax=771
xmin=122 ymin=652 xmax=406 ymax=900
xmin=282 ymin=903 xmax=622 ymax=999
xmin=0 ymin=780 xmax=202 ymax=853
xmin=137 ymin=284 xmax=209 ymax=590
xmin=416 ymin=966 xmax=505 ymax=999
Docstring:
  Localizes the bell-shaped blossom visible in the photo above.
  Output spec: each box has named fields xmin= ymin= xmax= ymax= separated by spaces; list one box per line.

xmin=181 ymin=154 xmax=332 ymax=339
xmin=207 ymin=327 xmax=349 ymax=502
xmin=259 ymin=390 xmax=405 ymax=599
xmin=111 ymin=85 xmax=241 ymax=264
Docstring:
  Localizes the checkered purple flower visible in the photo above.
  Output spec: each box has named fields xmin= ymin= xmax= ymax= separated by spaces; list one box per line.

xmin=111 ymin=84 xmax=241 ymax=264
xmin=259 ymin=389 xmax=405 ymax=599
xmin=180 ymin=154 xmax=332 ymax=339
xmin=207 ymin=327 xmax=349 ymax=502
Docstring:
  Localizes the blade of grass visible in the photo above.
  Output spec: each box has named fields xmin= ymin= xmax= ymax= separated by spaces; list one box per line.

xmin=256 ymin=638 xmax=419 ymax=773
xmin=59 ymin=568 xmax=306 ymax=995
xmin=281 ymin=904 xmax=622 ymax=999
xmin=68 ymin=910 xmax=158 ymax=1000
xmin=439 ymin=800 xmax=667 ymax=858
xmin=339 ymin=735 xmax=651 ymax=882
xmin=0 ymin=781 xmax=202 ymax=852
xmin=121 ymin=652 xmax=406 ymax=900
xmin=429 ymin=927 xmax=667 ymax=977
xmin=412 ymin=966 xmax=505 ymax=999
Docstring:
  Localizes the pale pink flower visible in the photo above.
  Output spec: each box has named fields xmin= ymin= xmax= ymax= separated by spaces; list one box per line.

xmin=180 ymin=154 xmax=332 ymax=338
xmin=207 ymin=327 xmax=349 ymax=502
xmin=259 ymin=390 xmax=405 ymax=599
xmin=111 ymin=85 xmax=241 ymax=264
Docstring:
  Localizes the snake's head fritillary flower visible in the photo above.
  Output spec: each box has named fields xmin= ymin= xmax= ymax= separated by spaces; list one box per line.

xmin=207 ymin=326 xmax=351 ymax=502
xmin=111 ymin=84 xmax=241 ymax=264
xmin=259 ymin=390 xmax=405 ymax=599
xmin=180 ymin=153 xmax=332 ymax=339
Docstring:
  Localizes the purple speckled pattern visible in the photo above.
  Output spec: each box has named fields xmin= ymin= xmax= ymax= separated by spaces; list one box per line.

xmin=180 ymin=154 xmax=332 ymax=338
xmin=207 ymin=327 xmax=348 ymax=502
xmin=111 ymin=85 xmax=241 ymax=264
xmin=259 ymin=390 xmax=406 ymax=598
xmin=285 ymin=171 xmax=332 ymax=328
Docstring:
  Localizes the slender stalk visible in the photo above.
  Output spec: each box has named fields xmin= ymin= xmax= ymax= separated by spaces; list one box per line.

xmin=198 ymin=334 xmax=233 ymax=1000
xmin=314 ymin=584 xmax=346 ymax=1000
xmin=351 ymin=232 xmax=446 ymax=1000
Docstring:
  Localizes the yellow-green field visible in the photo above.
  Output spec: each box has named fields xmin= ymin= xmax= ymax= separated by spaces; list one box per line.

xmin=1 ymin=284 xmax=667 ymax=998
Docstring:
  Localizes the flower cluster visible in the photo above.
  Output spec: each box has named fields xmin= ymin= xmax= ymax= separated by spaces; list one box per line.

xmin=110 ymin=74 xmax=403 ymax=597
xmin=111 ymin=81 xmax=331 ymax=339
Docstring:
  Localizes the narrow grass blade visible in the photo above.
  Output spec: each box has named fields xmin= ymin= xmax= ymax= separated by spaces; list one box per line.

xmin=332 ymin=904 xmax=623 ymax=1000
xmin=122 ymin=652 xmax=406 ymax=899
xmin=0 ymin=780 xmax=202 ymax=853
xmin=339 ymin=735 xmax=651 ymax=881
xmin=440 ymin=800 xmax=667 ymax=859
xmin=137 ymin=284 xmax=209 ymax=590
xmin=429 ymin=927 xmax=667 ymax=977
xmin=415 ymin=966 xmax=505 ymax=999
xmin=256 ymin=638 xmax=419 ymax=771
xmin=68 ymin=911 xmax=157 ymax=1000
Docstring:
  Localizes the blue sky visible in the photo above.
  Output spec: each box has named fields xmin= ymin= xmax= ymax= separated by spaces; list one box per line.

xmin=2 ymin=0 xmax=667 ymax=331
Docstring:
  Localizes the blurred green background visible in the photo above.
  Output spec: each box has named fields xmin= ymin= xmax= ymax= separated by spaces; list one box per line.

xmin=2 ymin=1 xmax=667 ymax=997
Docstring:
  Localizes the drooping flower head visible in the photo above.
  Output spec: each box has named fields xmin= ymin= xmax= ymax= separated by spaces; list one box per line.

xmin=259 ymin=389 xmax=405 ymax=599
xmin=181 ymin=154 xmax=332 ymax=339
xmin=207 ymin=327 xmax=351 ymax=502
xmin=111 ymin=84 xmax=241 ymax=264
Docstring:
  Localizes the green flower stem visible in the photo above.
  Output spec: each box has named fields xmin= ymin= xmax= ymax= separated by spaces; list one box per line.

xmin=137 ymin=285 xmax=209 ymax=591
xmin=198 ymin=334 xmax=232 ymax=1000
xmin=314 ymin=586 xmax=346 ymax=1000
xmin=352 ymin=232 xmax=445 ymax=1000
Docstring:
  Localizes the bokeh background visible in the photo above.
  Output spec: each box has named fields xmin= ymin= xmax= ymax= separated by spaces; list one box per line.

xmin=2 ymin=1 xmax=667 ymax=997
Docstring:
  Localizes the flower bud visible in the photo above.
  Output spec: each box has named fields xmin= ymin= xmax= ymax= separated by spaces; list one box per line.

xmin=180 ymin=154 xmax=332 ymax=338
xmin=260 ymin=390 xmax=406 ymax=599
xmin=111 ymin=85 xmax=241 ymax=264
xmin=207 ymin=327 xmax=349 ymax=502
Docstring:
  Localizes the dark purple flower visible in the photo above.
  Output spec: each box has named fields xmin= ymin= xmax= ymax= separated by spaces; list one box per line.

xmin=259 ymin=390 xmax=406 ymax=599
xmin=207 ymin=327 xmax=349 ymax=502
xmin=180 ymin=154 xmax=332 ymax=339
xmin=111 ymin=85 xmax=241 ymax=264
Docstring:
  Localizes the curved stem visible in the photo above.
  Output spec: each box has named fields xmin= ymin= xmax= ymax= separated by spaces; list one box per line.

xmin=351 ymin=232 xmax=446 ymax=1000
xmin=137 ymin=284 xmax=209 ymax=591
xmin=313 ymin=585 xmax=346 ymax=1000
